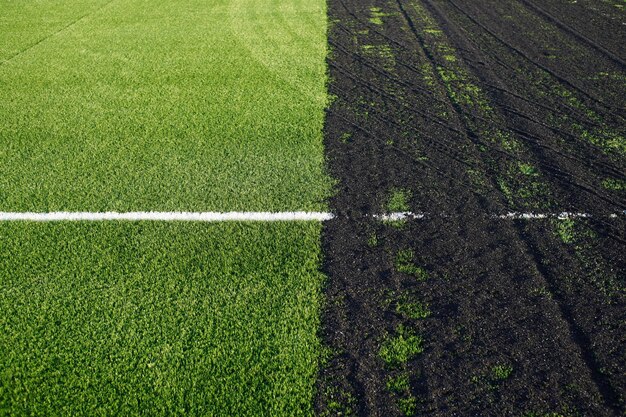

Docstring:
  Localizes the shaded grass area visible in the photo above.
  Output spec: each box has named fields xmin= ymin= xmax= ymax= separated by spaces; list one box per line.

xmin=0 ymin=222 xmax=324 ymax=416
xmin=0 ymin=0 xmax=331 ymax=212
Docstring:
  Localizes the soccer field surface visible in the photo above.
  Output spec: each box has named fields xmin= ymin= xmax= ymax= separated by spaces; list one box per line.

xmin=4 ymin=0 xmax=626 ymax=415
xmin=0 ymin=0 xmax=330 ymax=415
xmin=0 ymin=0 xmax=331 ymax=212
xmin=1 ymin=222 xmax=324 ymax=415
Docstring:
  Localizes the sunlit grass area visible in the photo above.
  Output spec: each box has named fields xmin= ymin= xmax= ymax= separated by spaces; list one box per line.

xmin=0 ymin=222 xmax=325 ymax=416
xmin=0 ymin=0 xmax=331 ymax=212
xmin=0 ymin=0 xmax=330 ymax=415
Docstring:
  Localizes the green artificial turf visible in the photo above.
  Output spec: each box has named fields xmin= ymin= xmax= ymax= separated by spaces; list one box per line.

xmin=0 ymin=222 xmax=325 ymax=416
xmin=0 ymin=0 xmax=332 ymax=415
xmin=0 ymin=0 xmax=111 ymax=62
xmin=0 ymin=0 xmax=332 ymax=212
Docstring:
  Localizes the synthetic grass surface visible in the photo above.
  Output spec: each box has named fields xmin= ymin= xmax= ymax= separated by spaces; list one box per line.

xmin=0 ymin=222 xmax=324 ymax=416
xmin=0 ymin=0 xmax=331 ymax=212
xmin=1 ymin=1 xmax=331 ymax=414
xmin=0 ymin=0 xmax=111 ymax=62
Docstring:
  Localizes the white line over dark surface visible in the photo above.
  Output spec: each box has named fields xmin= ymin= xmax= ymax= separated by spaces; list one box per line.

xmin=0 ymin=211 xmax=623 ymax=222
xmin=374 ymin=212 xmax=426 ymax=221
xmin=497 ymin=212 xmax=591 ymax=220
xmin=376 ymin=211 xmax=624 ymax=221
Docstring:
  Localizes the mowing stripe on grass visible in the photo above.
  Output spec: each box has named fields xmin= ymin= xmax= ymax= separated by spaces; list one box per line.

xmin=0 ymin=0 xmax=116 ymax=66
xmin=0 ymin=211 xmax=622 ymax=222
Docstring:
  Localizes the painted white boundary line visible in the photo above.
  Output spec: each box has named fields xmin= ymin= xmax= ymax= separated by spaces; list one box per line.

xmin=0 ymin=211 xmax=335 ymax=222
xmin=0 ymin=211 xmax=623 ymax=222
xmin=374 ymin=212 xmax=426 ymax=221
xmin=498 ymin=212 xmax=591 ymax=220
xmin=376 ymin=212 xmax=624 ymax=221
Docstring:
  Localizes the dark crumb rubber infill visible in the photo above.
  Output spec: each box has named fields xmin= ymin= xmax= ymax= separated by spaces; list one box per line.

xmin=317 ymin=0 xmax=625 ymax=416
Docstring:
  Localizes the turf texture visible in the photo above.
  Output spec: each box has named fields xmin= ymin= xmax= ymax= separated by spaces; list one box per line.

xmin=0 ymin=0 xmax=332 ymax=212
xmin=0 ymin=222 xmax=324 ymax=416
xmin=0 ymin=0 xmax=111 ymax=62
xmin=0 ymin=0 xmax=331 ymax=415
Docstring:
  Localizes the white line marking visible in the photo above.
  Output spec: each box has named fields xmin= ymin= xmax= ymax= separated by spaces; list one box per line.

xmin=375 ymin=212 xmax=623 ymax=221
xmin=497 ymin=212 xmax=592 ymax=220
xmin=0 ymin=211 xmax=622 ymax=222
xmin=374 ymin=212 xmax=426 ymax=221
xmin=0 ymin=211 xmax=335 ymax=222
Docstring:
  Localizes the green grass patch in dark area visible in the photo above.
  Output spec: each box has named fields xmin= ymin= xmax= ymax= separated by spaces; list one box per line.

xmin=555 ymin=218 xmax=576 ymax=244
xmin=518 ymin=162 xmax=539 ymax=177
xmin=383 ymin=189 xmax=412 ymax=228
xmin=601 ymin=178 xmax=626 ymax=190
xmin=339 ymin=132 xmax=353 ymax=143
xmin=396 ymin=298 xmax=431 ymax=320
xmin=395 ymin=249 xmax=428 ymax=281
xmin=369 ymin=6 xmax=392 ymax=26
xmin=379 ymin=325 xmax=424 ymax=368
xmin=387 ymin=373 xmax=410 ymax=393
xmin=387 ymin=188 xmax=411 ymax=213
xmin=386 ymin=373 xmax=417 ymax=416
xmin=491 ymin=364 xmax=514 ymax=381
xmin=319 ymin=386 xmax=356 ymax=417
xmin=398 ymin=396 xmax=418 ymax=416
xmin=0 ymin=222 xmax=325 ymax=416
xmin=367 ymin=231 xmax=379 ymax=247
